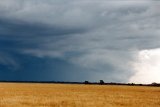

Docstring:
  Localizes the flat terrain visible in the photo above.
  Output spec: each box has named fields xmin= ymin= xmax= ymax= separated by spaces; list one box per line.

xmin=0 ymin=83 xmax=160 ymax=107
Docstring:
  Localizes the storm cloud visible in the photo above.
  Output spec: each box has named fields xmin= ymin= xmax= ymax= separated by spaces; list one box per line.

xmin=0 ymin=0 xmax=160 ymax=83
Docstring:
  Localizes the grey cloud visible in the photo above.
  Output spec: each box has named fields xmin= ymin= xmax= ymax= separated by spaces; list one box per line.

xmin=0 ymin=0 xmax=160 ymax=82
xmin=0 ymin=52 xmax=19 ymax=70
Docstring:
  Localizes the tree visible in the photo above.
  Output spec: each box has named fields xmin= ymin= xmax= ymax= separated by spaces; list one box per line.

xmin=100 ymin=80 xmax=104 ymax=85
xmin=151 ymin=82 xmax=158 ymax=86
xmin=84 ymin=81 xmax=89 ymax=84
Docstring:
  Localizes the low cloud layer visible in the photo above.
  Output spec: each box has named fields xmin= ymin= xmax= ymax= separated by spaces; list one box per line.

xmin=0 ymin=0 xmax=160 ymax=83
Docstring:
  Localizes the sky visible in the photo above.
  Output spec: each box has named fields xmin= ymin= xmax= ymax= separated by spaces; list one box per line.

xmin=0 ymin=0 xmax=160 ymax=83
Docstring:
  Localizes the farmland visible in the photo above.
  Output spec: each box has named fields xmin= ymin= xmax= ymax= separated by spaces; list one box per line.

xmin=0 ymin=83 xmax=160 ymax=107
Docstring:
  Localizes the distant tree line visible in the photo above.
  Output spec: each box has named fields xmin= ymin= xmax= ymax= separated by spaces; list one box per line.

xmin=84 ymin=80 xmax=160 ymax=87
xmin=0 ymin=80 xmax=160 ymax=87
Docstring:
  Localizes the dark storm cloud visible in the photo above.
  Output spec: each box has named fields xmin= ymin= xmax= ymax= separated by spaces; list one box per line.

xmin=0 ymin=0 xmax=160 ymax=82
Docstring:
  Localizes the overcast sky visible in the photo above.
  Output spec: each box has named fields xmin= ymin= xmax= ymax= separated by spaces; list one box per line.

xmin=0 ymin=0 xmax=160 ymax=83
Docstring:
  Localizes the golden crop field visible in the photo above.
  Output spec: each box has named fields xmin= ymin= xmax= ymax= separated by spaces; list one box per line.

xmin=0 ymin=83 xmax=160 ymax=107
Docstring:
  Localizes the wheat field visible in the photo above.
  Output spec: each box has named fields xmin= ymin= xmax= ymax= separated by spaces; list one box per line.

xmin=0 ymin=83 xmax=160 ymax=107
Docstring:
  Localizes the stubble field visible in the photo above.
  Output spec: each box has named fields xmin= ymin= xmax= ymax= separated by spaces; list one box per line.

xmin=0 ymin=83 xmax=160 ymax=107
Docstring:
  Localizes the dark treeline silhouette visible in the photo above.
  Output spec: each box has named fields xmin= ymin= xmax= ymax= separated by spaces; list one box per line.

xmin=0 ymin=80 xmax=160 ymax=87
